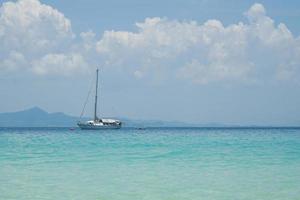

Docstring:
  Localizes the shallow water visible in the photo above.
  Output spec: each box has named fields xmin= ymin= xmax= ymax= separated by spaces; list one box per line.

xmin=1 ymin=127 xmax=300 ymax=200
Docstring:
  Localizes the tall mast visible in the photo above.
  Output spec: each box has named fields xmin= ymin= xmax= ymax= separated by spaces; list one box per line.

xmin=94 ymin=68 xmax=99 ymax=121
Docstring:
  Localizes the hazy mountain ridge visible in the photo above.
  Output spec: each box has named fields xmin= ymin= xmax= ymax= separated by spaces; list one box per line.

xmin=0 ymin=107 xmax=80 ymax=127
xmin=0 ymin=107 xmax=204 ymax=127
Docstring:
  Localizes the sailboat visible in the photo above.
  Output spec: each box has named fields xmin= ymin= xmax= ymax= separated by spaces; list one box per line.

xmin=77 ymin=69 xmax=122 ymax=129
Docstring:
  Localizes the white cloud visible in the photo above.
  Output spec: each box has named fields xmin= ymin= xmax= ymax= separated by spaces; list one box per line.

xmin=0 ymin=1 xmax=299 ymax=84
xmin=96 ymin=4 xmax=300 ymax=84
xmin=245 ymin=3 xmax=266 ymax=22
xmin=80 ymin=30 xmax=96 ymax=51
xmin=0 ymin=51 xmax=27 ymax=71
xmin=31 ymin=53 xmax=88 ymax=75
xmin=0 ymin=0 xmax=73 ymax=53
xmin=0 ymin=0 xmax=89 ymax=75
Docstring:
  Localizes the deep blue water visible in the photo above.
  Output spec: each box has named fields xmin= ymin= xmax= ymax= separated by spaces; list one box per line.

xmin=1 ymin=127 xmax=300 ymax=200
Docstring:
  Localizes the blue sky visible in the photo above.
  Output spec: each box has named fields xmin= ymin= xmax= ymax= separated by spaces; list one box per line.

xmin=0 ymin=0 xmax=300 ymax=125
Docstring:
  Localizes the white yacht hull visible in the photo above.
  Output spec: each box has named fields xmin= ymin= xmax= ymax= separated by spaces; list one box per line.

xmin=78 ymin=123 xmax=121 ymax=130
xmin=77 ymin=120 xmax=122 ymax=130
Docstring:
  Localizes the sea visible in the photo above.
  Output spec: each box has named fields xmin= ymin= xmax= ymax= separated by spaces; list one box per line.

xmin=0 ymin=127 xmax=300 ymax=200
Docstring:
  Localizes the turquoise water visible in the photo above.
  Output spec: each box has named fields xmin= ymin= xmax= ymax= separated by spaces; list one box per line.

xmin=1 ymin=127 xmax=300 ymax=200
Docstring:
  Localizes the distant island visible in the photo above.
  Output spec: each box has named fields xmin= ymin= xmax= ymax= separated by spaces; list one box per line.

xmin=0 ymin=107 xmax=209 ymax=128
xmin=0 ymin=107 xmax=79 ymax=127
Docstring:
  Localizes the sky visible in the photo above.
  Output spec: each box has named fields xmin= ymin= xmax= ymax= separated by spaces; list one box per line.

xmin=0 ymin=0 xmax=300 ymax=126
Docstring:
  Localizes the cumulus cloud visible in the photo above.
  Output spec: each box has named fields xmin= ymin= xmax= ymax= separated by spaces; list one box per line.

xmin=246 ymin=3 xmax=266 ymax=21
xmin=0 ymin=0 xmax=299 ymax=84
xmin=0 ymin=0 xmax=89 ymax=75
xmin=31 ymin=53 xmax=88 ymax=75
xmin=0 ymin=51 xmax=27 ymax=71
xmin=96 ymin=3 xmax=300 ymax=84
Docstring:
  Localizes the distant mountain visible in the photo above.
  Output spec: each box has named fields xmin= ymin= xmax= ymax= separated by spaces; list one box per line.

xmin=0 ymin=107 xmax=79 ymax=127
xmin=0 ymin=107 xmax=206 ymax=127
